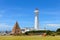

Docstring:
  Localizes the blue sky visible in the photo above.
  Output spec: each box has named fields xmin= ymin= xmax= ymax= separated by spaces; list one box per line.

xmin=0 ymin=0 xmax=60 ymax=31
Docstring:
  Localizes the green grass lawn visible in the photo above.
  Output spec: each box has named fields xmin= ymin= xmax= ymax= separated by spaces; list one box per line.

xmin=0 ymin=35 xmax=60 ymax=40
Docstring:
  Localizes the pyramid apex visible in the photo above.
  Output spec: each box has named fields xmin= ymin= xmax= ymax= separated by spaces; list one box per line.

xmin=16 ymin=21 xmax=18 ymax=24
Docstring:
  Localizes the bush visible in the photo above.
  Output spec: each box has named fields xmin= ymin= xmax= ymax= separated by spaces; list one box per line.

xmin=51 ymin=33 xmax=56 ymax=36
xmin=56 ymin=32 xmax=60 ymax=35
xmin=25 ymin=30 xmax=54 ymax=35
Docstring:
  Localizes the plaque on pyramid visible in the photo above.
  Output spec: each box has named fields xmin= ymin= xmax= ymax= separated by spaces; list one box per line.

xmin=11 ymin=21 xmax=22 ymax=35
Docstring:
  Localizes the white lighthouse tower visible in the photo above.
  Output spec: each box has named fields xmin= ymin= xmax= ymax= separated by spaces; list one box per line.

xmin=34 ymin=8 xmax=39 ymax=30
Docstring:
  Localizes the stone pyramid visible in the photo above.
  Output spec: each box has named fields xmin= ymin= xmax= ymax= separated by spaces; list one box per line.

xmin=11 ymin=21 xmax=22 ymax=35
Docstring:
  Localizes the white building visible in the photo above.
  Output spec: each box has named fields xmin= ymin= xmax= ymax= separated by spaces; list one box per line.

xmin=34 ymin=8 xmax=39 ymax=30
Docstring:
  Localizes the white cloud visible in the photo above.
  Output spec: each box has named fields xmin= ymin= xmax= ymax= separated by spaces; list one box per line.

xmin=0 ymin=23 xmax=10 ymax=29
xmin=0 ymin=23 xmax=9 ymax=27
xmin=0 ymin=23 xmax=12 ymax=31
xmin=46 ymin=24 xmax=60 ymax=27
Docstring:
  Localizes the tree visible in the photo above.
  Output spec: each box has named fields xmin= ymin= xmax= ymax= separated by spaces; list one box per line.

xmin=56 ymin=28 xmax=60 ymax=32
xmin=56 ymin=28 xmax=60 ymax=35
